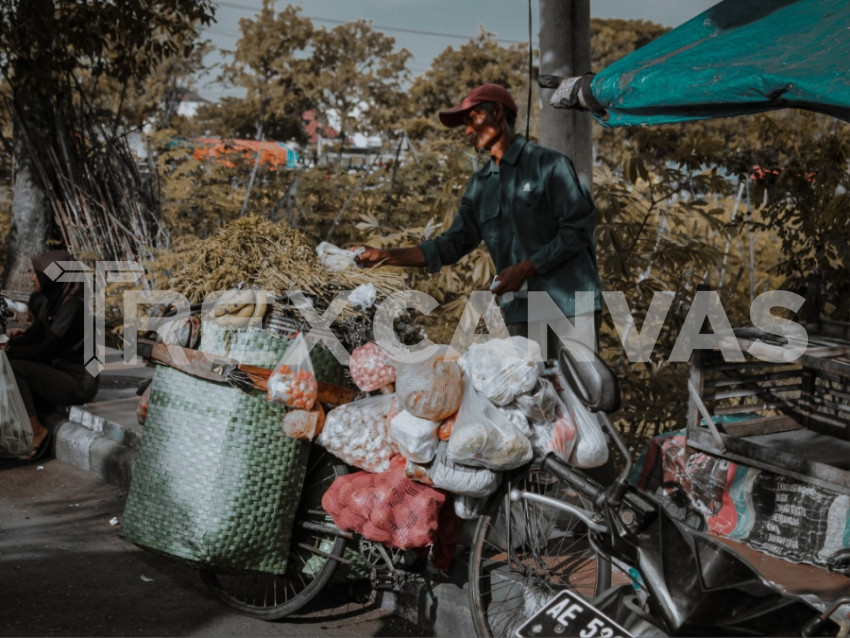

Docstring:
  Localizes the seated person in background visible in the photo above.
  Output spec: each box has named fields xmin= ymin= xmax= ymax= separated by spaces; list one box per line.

xmin=0 ymin=250 xmax=99 ymax=461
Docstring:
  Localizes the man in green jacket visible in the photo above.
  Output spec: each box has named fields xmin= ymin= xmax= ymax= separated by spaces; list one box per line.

xmin=356 ymin=83 xmax=602 ymax=354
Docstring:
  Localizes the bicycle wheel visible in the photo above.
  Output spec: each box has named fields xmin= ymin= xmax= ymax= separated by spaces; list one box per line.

xmin=201 ymin=445 xmax=348 ymax=620
xmin=469 ymin=465 xmax=612 ymax=637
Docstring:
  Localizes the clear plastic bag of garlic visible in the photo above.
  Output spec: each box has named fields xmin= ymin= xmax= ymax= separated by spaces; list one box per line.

xmin=316 ymin=394 xmax=400 ymax=473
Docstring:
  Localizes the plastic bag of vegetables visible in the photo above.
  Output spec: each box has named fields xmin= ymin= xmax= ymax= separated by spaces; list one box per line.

xmin=390 ymin=410 xmax=440 ymax=464
xmin=321 ymin=470 xmax=446 ymax=550
xmin=317 ymin=394 xmax=400 ymax=473
xmin=447 ymin=383 xmax=533 ymax=471
xmin=459 ymin=336 xmax=543 ymax=406
xmin=406 ymin=441 xmax=501 ymax=498
xmin=267 ymin=333 xmax=319 ymax=410
xmin=349 ymin=341 xmax=396 ymax=392
xmin=395 ymin=347 xmax=464 ymax=421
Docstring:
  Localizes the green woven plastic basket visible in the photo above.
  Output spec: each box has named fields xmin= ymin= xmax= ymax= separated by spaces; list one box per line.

xmin=200 ymin=322 xmax=346 ymax=386
xmin=121 ymin=324 xmax=317 ymax=574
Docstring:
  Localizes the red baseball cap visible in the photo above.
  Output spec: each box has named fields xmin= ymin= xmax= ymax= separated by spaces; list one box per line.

xmin=439 ymin=84 xmax=518 ymax=128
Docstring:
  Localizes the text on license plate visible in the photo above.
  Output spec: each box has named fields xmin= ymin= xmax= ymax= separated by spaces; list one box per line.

xmin=516 ymin=589 xmax=632 ymax=638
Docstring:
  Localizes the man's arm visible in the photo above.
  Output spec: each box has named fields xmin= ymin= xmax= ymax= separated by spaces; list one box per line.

xmin=354 ymin=246 xmax=427 ymax=268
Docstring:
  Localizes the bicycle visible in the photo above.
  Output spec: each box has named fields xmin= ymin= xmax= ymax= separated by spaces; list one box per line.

xmin=136 ymin=329 xmax=434 ymax=622
xmin=468 ymin=339 xmax=850 ymax=637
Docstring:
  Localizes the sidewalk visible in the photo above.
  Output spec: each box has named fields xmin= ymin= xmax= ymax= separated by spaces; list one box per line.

xmin=50 ymin=353 xmax=849 ymax=635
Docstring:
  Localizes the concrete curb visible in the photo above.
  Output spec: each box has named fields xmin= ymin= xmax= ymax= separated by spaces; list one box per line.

xmin=54 ymin=406 xmax=139 ymax=490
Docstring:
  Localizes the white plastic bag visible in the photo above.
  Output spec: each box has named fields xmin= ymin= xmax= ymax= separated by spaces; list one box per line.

xmin=498 ymin=404 xmax=532 ymax=437
xmin=459 ymin=336 xmax=543 ymax=406
xmin=448 ymin=383 xmax=532 ymax=471
xmin=317 ymin=394 xmax=400 ymax=473
xmin=0 ymin=351 xmax=32 ymax=457
xmin=453 ymin=494 xmax=488 ymax=520
xmin=514 ymin=378 xmax=560 ymax=423
xmin=390 ymin=409 xmax=439 ymax=463
xmin=528 ymin=393 xmax=578 ymax=463
xmin=348 ymin=283 xmax=376 ymax=309
xmin=316 ymin=242 xmax=364 ymax=272
xmin=561 ymin=383 xmax=610 ymax=469
xmin=406 ymin=442 xmax=501 ymax=498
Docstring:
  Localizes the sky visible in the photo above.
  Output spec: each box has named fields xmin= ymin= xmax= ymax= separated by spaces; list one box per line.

xmin=199 ymin=0 xmax=720 ymax=100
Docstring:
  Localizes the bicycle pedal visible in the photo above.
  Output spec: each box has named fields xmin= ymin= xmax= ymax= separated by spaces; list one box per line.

xmin=372 ymin=570 xmax=398 ymax=591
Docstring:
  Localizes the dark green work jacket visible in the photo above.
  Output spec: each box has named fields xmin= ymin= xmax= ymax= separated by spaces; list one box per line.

xmin=419 ymin=135 xmax=602 ymax=323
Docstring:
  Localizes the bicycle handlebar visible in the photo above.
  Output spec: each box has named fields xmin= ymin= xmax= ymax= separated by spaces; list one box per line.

xmin=539 ymin=453 xmax=606 ymax=503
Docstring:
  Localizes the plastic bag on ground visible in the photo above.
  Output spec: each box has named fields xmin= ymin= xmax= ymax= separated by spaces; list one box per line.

xmin=459 ymin=336 xmax=543 ymax=406
xmin=395 ymin=347 xmax=464 ymax=421
xmin=349 ymin=341 xmax=396 ymax=392
xmin=317 ymin=394 xmax=400 ymax=473
xmin=447 ymin=383 xmax=533 ymax=471
xmin=0 ymin=351 xmax=32 ymax=457
xmin=267 ymin=333 xmax=318 ymax=410
xmin=561 ymin=382 xmax=610 ymax=469
xmin=321 ymin=470 xmax=446 ymax=549
xmin=406 ymin=441 xmax=501 ymax=498
xmin=528 ymin=393 xmax=578 ymax=463
xmin=390 ymin=410 xmax=439 ymax=464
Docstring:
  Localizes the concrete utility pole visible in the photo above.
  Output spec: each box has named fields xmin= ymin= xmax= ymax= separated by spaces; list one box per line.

xmin=538 ymin=0 xmax=593 ymax=187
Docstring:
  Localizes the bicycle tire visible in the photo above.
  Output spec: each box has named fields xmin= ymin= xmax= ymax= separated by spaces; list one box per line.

xmin=468 ymin=465 xmax=612 ymax=637
xmin=201 ymin=445 xmax=348 ymax=620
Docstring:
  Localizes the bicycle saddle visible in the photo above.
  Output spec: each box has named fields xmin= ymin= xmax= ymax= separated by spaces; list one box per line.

xmin=557 ymin=338 xmax=621 ymax=414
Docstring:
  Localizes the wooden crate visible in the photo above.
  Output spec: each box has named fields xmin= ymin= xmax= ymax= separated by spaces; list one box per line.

xmin=686 ymin=323 xmax=850 ymax=493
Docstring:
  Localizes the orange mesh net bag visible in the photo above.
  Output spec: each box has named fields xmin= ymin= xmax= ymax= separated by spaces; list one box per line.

xmin=322 ymin=471 xmax=449 ymax=551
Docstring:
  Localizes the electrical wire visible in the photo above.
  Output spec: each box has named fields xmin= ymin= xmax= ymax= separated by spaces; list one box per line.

xmin=526 ymin=0 xmax=532 ymax=139
xmin=213 ymin=1 xmax=524 ymax=43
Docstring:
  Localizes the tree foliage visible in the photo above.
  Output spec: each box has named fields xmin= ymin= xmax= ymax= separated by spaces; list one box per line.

xmin=307 ymin=19 xmax=412 ymax=145
xmin=213 ymin=1 xmax=313 ymax=143
xmin=0 ymin=0 xmax=215 ymax=286
xmin=725 ymin=112 xmax=850 ymax=317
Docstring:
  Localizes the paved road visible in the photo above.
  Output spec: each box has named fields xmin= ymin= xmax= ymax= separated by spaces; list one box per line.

xmin=0 ymin=457 xmax=427 ymax=637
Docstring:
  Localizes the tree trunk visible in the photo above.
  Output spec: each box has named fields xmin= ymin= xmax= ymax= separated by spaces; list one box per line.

xmin=538 ymin=0 xmax=593 ymax=188
xmin=4 ymin=99 xmax=52 ymax=292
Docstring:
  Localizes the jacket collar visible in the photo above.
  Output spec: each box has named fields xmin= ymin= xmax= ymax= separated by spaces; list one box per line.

xmin=481 ymin=134 xmax=528 ymax=175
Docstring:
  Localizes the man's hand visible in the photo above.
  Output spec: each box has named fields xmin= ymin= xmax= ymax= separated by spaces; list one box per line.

xmin=5 ymin=327 xmax=24 ymax=339
xmin=352 ymin=245 xmax=390 ymax=268
xmin=490 ymin=260 xmax=535 ymax=296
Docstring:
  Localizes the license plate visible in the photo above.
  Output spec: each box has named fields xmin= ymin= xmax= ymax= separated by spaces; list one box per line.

xmin=516 ymin=589 xmax=632 ymax=638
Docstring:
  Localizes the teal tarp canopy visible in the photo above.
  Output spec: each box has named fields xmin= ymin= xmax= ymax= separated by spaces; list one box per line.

xmin=590 ymin=0 xmax=850 ymax=127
